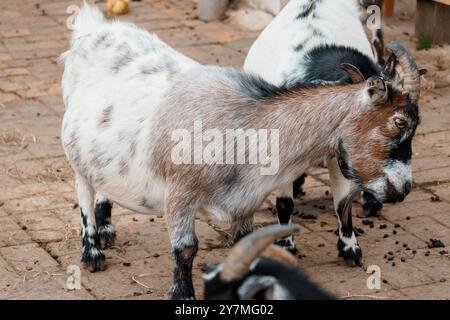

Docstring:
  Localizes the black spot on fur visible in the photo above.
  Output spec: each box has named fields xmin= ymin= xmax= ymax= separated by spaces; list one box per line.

xmin=93 ymin=32 xmax=114 ymax=49
xmin=139 ymin=198 xmax=154 ymax=210
xmin=294 ymin=42 xmax=305 ymax=52
xmin=118 ymin=159 xmax=129 ymax=176
xmin=111 ymin=43 xmax=136 ymax=73
xmin=99 ymin=105 xmax=113 ymax=127
xmin=296 ymin=0 xmax=322 ymax=19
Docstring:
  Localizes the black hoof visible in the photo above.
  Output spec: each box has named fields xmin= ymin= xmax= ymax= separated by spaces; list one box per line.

xmin=82 ymin=247 xmax=106 ymax=272
xmin=98 ymin=224 xmax=116 ymax=249
xmin=275 ymin=239 xmax=298 ymax=254
xmin=337 ymin=239 xmax=362 ymax=267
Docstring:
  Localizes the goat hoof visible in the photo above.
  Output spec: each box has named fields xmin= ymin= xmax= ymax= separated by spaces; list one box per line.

xmin=98 ymin=224 xmax=116 ymax=249
xmin=337 ymin=239 xmax=362 ymax=267
xmin=275 ymin=239 xmax=298 ymax=254
xmin=82 ymin=247 xmax=106 ymax=272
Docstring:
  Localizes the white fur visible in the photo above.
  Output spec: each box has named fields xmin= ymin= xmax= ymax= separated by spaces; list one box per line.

xmin=61 ymin=5 xmax=199 ymax=214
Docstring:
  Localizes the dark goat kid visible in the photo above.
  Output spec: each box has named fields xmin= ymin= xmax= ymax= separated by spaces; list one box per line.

xmin=203 ymin=225 xmax=333 ymax=300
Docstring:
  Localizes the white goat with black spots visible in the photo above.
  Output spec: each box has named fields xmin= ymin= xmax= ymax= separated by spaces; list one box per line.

xmin=61 ymin=4 xmax=424 ymax=299
xmin=244 ymin=0 xmax=425 ymax=265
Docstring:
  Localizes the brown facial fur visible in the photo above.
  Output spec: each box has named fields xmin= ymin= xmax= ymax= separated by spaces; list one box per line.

xmin=343 ymin=90 xmax=414 ymax=183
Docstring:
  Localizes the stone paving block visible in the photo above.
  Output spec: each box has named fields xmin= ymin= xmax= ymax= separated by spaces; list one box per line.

xmin=7 ymin=273 xmax=95 ymax=300
xmin=414 ymin=167 xmax=450 ymax=185
xmin=413 ymin=155 xmax=450 ymax=173
xmin=401 ymin=215 xmax=450 ymax=245
xmin=293 ymin=231 xmax=341 ymax=266
xmin=400 ymin=282 xmax=450 ymax=300
xmin=363 ymin=254 xmax=435 ymax=290
xmin=157 ymin=27 xmax=217 ymax=47
xmin=314 ymin=263 xmax=410 ymax=299
xmin=176 ymin=44 xmax=246 ymax=67
xmin=16 ymin=211 xmax=66 ymax=243
xmin=1 ymin=181 xmax=72 ymax=202
xmin=430 ymin=182 xmax=450 ymax=202
xmin=383 ymin=199 xmax=450 ymax=222
xmin=407 ymin=249 xmax=450 ymax=283
xmin=0 ymin=255 xmax=21 ymax=299
xmin=0 ymin=242 xmax=59 ymax=273
xmin=415 ymin=130 xmax=450 ymax=156
xmin=0 ymin=215 xmax=32 ymax=247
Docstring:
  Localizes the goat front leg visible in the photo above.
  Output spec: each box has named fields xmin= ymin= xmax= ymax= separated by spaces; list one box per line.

xmin=273 ymin=185 xmax=297 ymax=253
xmin=327 ymin=158 xmax=362 ymax=267
xmin=166 ymin=197 xmax=198 ymax=300
xmin=94 ymin=193 xmax=116 ymax=249
xmin=76 ymin=174 xmax=106 ymax=272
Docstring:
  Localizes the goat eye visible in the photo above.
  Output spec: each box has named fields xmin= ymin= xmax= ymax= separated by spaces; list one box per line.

xmin=394 ymin=118 xmax=407 ymax=129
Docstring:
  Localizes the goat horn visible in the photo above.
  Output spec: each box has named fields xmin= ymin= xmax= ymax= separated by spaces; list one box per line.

xmin=261 ymin=244 xmax=298 ymax=268
xmin=220 ymin=224 xmax=299 ymax=281
xmin=385 ymin=41 xmax=422 ymax=102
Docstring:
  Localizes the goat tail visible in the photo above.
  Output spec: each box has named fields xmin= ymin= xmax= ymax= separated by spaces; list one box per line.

xmin=60 ymin=1 xmax=105 ymax=63
xmin=71 ymin=1 xmax=105 ymax=40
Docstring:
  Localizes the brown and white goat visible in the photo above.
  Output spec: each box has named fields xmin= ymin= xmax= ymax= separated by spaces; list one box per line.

xmin=61 ymin=5 xmax=425 ymax=299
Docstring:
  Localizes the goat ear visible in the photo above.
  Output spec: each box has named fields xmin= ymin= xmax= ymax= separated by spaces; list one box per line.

xmin=365 ymin=76 xmax=389 ymax=105
xmin=340 ymin=63 xmax=365 ymax=84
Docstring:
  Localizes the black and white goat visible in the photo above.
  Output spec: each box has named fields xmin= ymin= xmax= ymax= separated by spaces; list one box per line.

xmin=359 ymin=0 xmax=385 ymax=65
xmin=62 ymin=4 xmax=424 ymax=299
xmin=244 ymin=0 xmax=425 ymax=264
xmin=203 ymin=225 xmax=333 ymax=300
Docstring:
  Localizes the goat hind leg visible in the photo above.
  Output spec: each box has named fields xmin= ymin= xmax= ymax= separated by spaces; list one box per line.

xmin=166 ymin=199 xmax=198 ymax=300
xmin=95 ymin=193 xmax=116 ymax=249
xmin=292 ymin=173 xmax=307 ymax=199
xmin=76 ymin=175 xmax=106 ymax=272
xmin=328 ymin=158 xmax=362 ymax=266
xmin=274 ymin=185 xmax=297 ymax=253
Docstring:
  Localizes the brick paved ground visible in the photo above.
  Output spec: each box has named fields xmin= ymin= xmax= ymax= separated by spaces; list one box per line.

xmin=0 ymin=0 xmax=449 ymax=300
